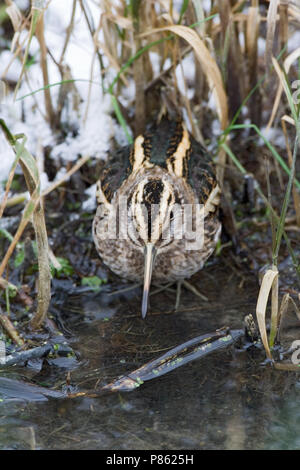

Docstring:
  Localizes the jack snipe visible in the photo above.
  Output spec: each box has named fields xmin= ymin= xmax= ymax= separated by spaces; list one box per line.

xmin=93 ymin=119 xmax=221 ymax=317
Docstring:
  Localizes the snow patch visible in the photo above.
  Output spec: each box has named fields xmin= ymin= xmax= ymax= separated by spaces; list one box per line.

xmin=0 ymin=0 xmax=114 ymax=187
xmin=82 ymin=183 xmax=96 ymax=212
xmin=259 ymin=127 xmax=286 ymax=148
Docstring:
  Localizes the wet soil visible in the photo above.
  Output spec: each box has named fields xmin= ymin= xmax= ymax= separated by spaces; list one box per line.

xmin=0 ymin=257 xmax=300 ymax=450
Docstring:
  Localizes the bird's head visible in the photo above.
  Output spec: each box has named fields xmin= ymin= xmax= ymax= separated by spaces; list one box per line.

xmin=127 ymin=175 xmax=182 ymax=318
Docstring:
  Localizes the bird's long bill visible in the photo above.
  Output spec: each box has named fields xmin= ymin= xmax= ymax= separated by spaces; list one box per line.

xmin=141 ymin=243 xmax=156 ymax=319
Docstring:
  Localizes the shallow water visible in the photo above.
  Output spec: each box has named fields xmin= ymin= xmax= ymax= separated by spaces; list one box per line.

xmin=0 ymin=262 xmax=299 ymax=450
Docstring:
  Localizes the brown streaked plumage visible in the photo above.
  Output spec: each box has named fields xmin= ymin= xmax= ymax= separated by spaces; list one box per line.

xmin=93 ymin=119 xmax=221 ymax=317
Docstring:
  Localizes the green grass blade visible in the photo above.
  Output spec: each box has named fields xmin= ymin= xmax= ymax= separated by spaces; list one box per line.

xmin=16 ymin=78 xmax=101 ymax=101
xmin=178 ymin=0 xmax=190 ymax=24
xmin=111 ymin=95 xmax=133 ymax=144
xmin=273 ymin=131 xmax=299 ymax=265
xmin=228 ymin=123 xmax=300 ymax=190
xmin=219 ymin=45 xmax=287 ymax=147
xmin=221 ymin=142 xmax=300 ymax=280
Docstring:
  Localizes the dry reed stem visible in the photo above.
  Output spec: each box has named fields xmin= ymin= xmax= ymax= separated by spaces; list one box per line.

xmin=30 ymin=200 xmax=51 ymax=329
xmin=0 ymin=122 xmax=52 ymax=329
xmin=218 ymin=1 xmax=243 ymax=118
xmin=270 ymin=265 xmax=279 ymax=346
xmin=83 ymin=11 xmax=104 ymax=125
xmin=0 ymin=149 xmax=90 ymax=328
xmin=139 ymin=24 xmax=228 ymax=129
xmin=276 ymin=292 xmax=290 ymax=342
xmin=246 ymin=0 xmax=261 ymax=126
xmin=59 ymin=0 xmax=77 ymax=65
xmin=0 ymin=155 xmax=90 ymax=287
xmin=131 ymin=7 xmax=146 ymax=136
xmin=13 ymin=4 xmax=42 ymax=100
xmin=265 ymin=0 xmax=279 ymax=69
xmin=35 ymin=11 xmax=55 ymax=128
xmin=101 ymin=9 xmax=123 ymax=69
xmin=1 ymin=9 xmax=31 ymax=79
xmin=277 ymin=293 xmax=300 ymax=345
xmin=178 ymin=55 xmax=200 ymax=141
xmin=279 ymin=0 xmax=289 ymax=59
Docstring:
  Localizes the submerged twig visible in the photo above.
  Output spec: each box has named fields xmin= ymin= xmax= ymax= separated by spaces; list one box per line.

xmin=103 ymin=327 xmax=244 ymax=392
xmin=2 ymin=344 xmax=52 ymax=366
xmin=1 ymin=340 xmax=75 ymax=367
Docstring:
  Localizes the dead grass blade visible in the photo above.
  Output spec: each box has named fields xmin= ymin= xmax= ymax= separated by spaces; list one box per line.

xmin=256 ymin=267 xmax=279 ymax=360
xmin=276 ymin=293 xmax=290 ymax=343
xmin=5 ymin=0 xmax=22 ymax=31
xmin=276 ymin=293 xmax=300 ymax=345
xmin=267 ymin=48 xmax=300 ymax=130
xmin=218 ymin=2 xmax=244 ymax=119
xmin=0 ymin=134 xmax=25 ymax=218
xmin=13 ymin=1 xmax=43 ymax=100
xmin=0 ymin=120 xmax=51 ymax=329
xmin=0 ymin=187 xmax=39 ymax=278
xmin=0 ymin=122 xmax=91 ymax=327
xmin=281 ymin=114 xmax=296 ymax=127
xmin=269 ymin=266 xmax=279 ymax=347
